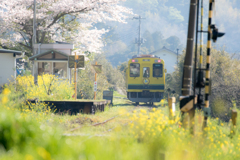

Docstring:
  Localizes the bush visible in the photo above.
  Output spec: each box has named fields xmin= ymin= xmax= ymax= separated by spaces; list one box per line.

xmin=76 ymin=54 xmax=126 ymax=99
xmin=6 ymin=74 xmax=74 ymax=101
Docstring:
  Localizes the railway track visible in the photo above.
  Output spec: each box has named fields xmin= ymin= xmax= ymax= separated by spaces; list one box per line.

xmin=65 ymin=101 xmax=157 ymax=137
xmin=68 ymin=104 xmax=137 ymax=133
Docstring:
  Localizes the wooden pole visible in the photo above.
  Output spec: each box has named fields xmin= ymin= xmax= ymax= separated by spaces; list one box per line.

xmin=168 ymin=97 xmax=176 ymax=119
xmin=179 ymin=0 xmax=198 ymax=132
xmin=232 ymin=110 xmax=237 ymax=126
xmin=231 ymin=110 xmax=237 ymax=135
xmin=189 ymin=108 xmax=195 ymax=134
xmin=94 ymin=62 xmax=97 ymax=100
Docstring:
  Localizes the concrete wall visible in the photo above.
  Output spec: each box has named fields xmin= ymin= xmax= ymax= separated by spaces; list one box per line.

xmin=0 ymin=53 xmax=16 ymax=86
xmin=34 ymin=43 xmax=74 ymax=55
xmin=154 ymin=50 xmax=177 ymax=73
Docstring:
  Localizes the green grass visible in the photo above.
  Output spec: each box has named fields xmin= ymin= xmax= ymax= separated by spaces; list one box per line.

xmin=43 ymin=99 xmax=110 ymax=102
xmin=113 ymin=91 xmax=127 ymax=98
xmin=1 ymin=90 xmax=240 ymax=160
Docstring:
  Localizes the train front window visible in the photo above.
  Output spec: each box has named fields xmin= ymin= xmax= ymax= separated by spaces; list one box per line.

xmin=143 ymin=67 xmax=150 ymax=77
xmin=130 ymin=63 xmax=140 ymax=77
xmin=153 ymin=64 xmax=163 ymax=77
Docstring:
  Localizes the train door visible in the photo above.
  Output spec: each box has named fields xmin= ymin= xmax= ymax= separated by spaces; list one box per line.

xmin=142 ymin=64 xmax=151 ymax=85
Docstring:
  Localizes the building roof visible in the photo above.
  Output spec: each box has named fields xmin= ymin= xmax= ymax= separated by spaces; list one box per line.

xmin=55 ymin=41 xmax=72 ymax=44
xmin=29 ymin=49 xmax=68 ymax=60
xmin=149 ymin=46 xmax=178 ymax=55
xmin=0 ymin=49 xmax=22 ymax=55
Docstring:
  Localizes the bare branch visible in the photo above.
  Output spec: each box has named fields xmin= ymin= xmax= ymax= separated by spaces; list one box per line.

xmin=46 ymin=13 xmax=66 ymax=29
xmin=19 ymin=32 xmax=29 ymax=46
xmin=18 ymin=42 xmax=31 ymax=49
xmin=46 ymin=5 xmax=95 ymax=29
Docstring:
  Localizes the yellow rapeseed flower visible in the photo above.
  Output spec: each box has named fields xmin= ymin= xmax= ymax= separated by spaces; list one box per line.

xmin=221 ymin=143 xmax=224 ymax=149
xmin=25 ymin=154 xmax=34 ymax=160
xmin=2 ymin=88 xmax=11 ymax=95
xmin=1 ymin=96 xmax=8 ymax=104
xmin=140 ymin=109 xmax=147 ymax=114
xmin=37 ymin=147 xmax=51 ymax=160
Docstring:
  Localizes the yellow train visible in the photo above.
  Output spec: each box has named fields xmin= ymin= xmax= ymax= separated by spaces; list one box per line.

xmin=126 ymin=55 xmax=165 ymax=105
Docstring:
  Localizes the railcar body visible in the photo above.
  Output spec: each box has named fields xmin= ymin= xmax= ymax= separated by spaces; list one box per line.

xmin=126 ymin=55 xmax=165 ymax=105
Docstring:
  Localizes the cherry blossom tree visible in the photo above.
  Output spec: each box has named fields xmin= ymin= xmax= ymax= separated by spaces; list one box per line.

xmin=0 ymin=0 xmax=133 ymax=56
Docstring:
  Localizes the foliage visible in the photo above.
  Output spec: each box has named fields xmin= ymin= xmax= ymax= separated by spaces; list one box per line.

xmin=0 ymin=0 xmax=133 ymax=55
xmin=2 ymin=80 xmax=240 ymax=160
xmin=76 ymin=54 xmax=126 ymax=99
xmin=102 ymin=0 xmax=187 ymax=67
xmin=141 ymin=31 xmax=183 ymax=52
xmin=5 ymin=74 xmax=74 ymax=102
xmin=1 ymin=91 xmax=240 ymax=160
xmin=165 ymin=36 xmax=183 ymax=51
xmin=118 ymin=61 xmax=128 ymax=76
xmin=76 ymin=58 xmax=110 ymax=100
xmin=105 ymin=30 xmax=183 ymax=67
xmin=0 ymin=99 xmax=76 ymax=160
xmin=127 ymin=107 xmax=240 ymax=160
xmin=165 ymin=47 xmax=240 ymax=120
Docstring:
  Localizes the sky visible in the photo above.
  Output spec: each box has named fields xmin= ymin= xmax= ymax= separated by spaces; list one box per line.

xmin=174 ymin=0 xmax=240 ymax=53
xmin=115 ymin=0 xmax=240 ymax=54
xmin=214 ymin=0 xmax=240 ymax=53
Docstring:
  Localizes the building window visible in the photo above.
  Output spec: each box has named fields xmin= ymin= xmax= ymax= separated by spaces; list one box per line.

xmin=38 ymin=62 xmax=52 ymax=75
xmin=53 ymin=62 xmax=67 ymax=78
xmin=38 ymin=62 xmax=68 ymax=78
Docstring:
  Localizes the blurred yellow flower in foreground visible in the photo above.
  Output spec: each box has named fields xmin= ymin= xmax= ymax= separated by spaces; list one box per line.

xmin=1 ymin=96 xmax=8 ymax=104
xmin=37 ymin=147 xmax=51 ymax=160
xmin=25 ymin=154 xmax=34 ymax=160
xmin=140 ymin=109 xmax=147 ymax=114
xmin=2 ymin=88 xmax=11 ymax=95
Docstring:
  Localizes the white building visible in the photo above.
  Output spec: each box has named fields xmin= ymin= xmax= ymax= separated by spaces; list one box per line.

xmin=29 ymin=43 xmax=74 ymax=80
xmin=150 ymin=46 xmax=179 ymax=73
xmin=0 ymin=49 xmax=22 ymax=87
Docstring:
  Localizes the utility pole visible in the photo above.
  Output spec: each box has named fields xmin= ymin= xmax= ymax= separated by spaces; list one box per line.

xmin=179 ymin=0 xmax=198 ymax=134
xmin=195 ymin=0 xmax=204 ymax=111
xmin=177 ymin=48 xmax=179 ymax=65
xmin=33 ymin=0 xmax=38 ymax=85
xmin=94 ymin=62 xmax=97 ymax=100
xmin=133 ymin=15 xmax=145 ymax=55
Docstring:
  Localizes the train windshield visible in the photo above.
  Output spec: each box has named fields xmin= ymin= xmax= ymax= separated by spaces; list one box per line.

xmin=153 ymin=64 xmax=163 ymax=77
xmin=130 ymin=63 xmax=140 ymax=77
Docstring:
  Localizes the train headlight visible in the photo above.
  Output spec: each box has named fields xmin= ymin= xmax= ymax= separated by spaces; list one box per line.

xmin=132 ymin=59 xmax=138 ymax=62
